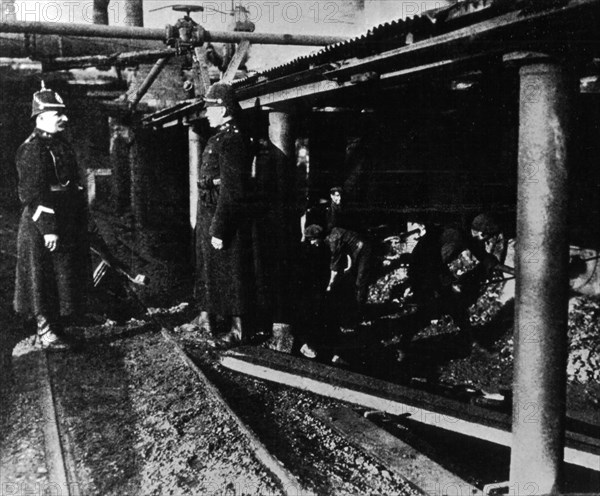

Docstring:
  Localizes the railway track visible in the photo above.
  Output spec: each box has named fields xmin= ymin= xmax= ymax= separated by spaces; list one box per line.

xmin=36 ymin=317 xmax=491 ymax=496
xmin=32 ymin=291 xmax=600 ymax=495
xmin=40 ymin=331 xmax=309 ymax=496
xmin=160 ymin=328 xmax=311 ymax=496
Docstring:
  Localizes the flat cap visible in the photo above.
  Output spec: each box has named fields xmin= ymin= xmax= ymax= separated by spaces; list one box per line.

xmin=304 ymin=224 xmax=324 ymax=240
xmin=471 ymin=213 xmax=501 ymax=236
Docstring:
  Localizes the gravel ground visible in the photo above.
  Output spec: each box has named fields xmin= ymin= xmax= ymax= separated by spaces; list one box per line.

xmin=48 ymin=325 xmax=290 ymax=496
xmin=1 ymin=312 xmax=425 ymax=495
xmin=175 ymin=326 xmax=424 ymax=496
xmin=1 ymin=209 xmax=51 ymax=493
xmin=0 ymin=342 xmax=50 ymax=492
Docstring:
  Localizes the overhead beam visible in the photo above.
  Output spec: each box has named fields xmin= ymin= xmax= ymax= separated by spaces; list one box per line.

xmin=240 ymin=78 xmax=347 ymax=109
xmin=0 ymin=20 xmax=345 ymax=45
xmin=234 ymin=0 xmax=600 ymax=106
xmin=237 ymin=56 xmax=488 ymax=109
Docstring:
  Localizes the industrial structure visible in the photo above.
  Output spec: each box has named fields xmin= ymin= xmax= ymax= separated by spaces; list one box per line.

xmin=1 ymin=0 xmax=600 ymax=493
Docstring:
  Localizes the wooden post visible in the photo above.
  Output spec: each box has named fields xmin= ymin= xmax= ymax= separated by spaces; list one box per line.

xmin=121 ymin=0 xmax=148 ymax=226
xmin=109 ymin=117 xmax=132 ymax=214
xmin=189 ymin=127 xmax=202 ymax=230
xmin=124 ymin=0 xmax=144 ymax=27
xmin=93 ymin=0 xmax=110 ymax=25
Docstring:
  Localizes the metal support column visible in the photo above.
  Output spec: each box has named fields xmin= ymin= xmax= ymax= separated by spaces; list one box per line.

xmin=266 ymin=110 xmax=299 ymax=348
xmin=189 ymin=127 xmax=202 ymax=230
xmin=508 ymin=54 xmax=573 ymax=494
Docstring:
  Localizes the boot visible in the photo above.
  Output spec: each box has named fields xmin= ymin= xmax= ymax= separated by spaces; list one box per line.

xmin=36 ymin=315 xmax=68 ymax=350
xmin=214 ymin=316 xmax=244 ymax=349
xmin=266 ymin=323 xmax=294 ymax=353
xmin=194 ymin=311 xmax=213 ymax=335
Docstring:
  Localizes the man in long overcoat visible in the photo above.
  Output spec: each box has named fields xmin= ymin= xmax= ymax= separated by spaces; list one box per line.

xmin=13 ymin=84 xmax=90 ymax=348
xmin=194 ymin=82 xmax=254 ymax=347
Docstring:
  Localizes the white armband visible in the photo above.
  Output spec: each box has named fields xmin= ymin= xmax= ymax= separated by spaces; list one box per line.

xmin=32 ymin=205 xmax=55 ymax=222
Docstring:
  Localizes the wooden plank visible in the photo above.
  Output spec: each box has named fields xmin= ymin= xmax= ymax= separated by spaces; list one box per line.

xmin=222 ymin=40 xmax=251 ymax=83
xmin=38 ymin=351 xmax=71 ymax=495
xmin=313 ymin=406 xmax=482 ymax=496
xmin=220 ymin=347 xmax=600 ymax=471
xmin=193 ymin=47 xmax=211 ymax=96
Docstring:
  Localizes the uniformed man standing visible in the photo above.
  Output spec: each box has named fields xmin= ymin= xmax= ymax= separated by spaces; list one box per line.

xmin=194 ymin=82 xmax=254 ymax=347
xmin=13 ymin=83 xmax=90 ymax=349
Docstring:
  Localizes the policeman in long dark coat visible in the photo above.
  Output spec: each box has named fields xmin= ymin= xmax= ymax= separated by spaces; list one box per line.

xmin=194 ymin=82 xmax=254 ymax=347
xmin=13 ymin=84 xmax=90 ymax=349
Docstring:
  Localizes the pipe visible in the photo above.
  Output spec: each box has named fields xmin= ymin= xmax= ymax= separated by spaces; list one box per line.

xmin=0 ymin=33 xmax=162 ymax=59
xmin=43 ymin=49 xmax=178 ymax=71
xmin=0 ymin=20 xmax=345 ymax=45
xmin=128 ymin=56 xmax=173 ymax=112
xmin=510 ymin=58 xmax=573 ymax=493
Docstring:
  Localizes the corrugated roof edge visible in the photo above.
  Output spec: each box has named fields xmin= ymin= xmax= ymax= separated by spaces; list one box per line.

xmin=232 ymin=0 xmax=516 ymax=89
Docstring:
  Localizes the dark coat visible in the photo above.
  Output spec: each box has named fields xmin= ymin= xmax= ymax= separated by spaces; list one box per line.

xmin=326 ymin=227 xmax=373 ymax=306
xmin=407 ymin=224 xmax=492 ymax=331
xmin=325 ymin=202 xmax=347 ymax=233
xmin=13 ymin=128 xmax=90 ymax=319
xmin=252 ymin=139 xmax=301 ymax=323
xmin=407 ymin=225 xmax=466 ymax=304
xmin=195 ymin=120 xmax=254 ymax=316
